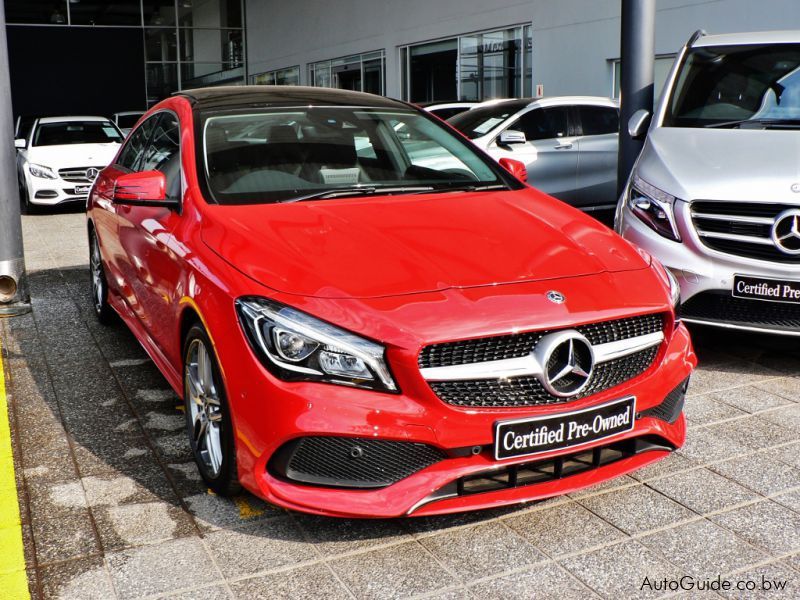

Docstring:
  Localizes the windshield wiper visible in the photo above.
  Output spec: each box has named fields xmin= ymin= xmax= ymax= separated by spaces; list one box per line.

xmin=284 ymin=185 xmax=435 ymax=203
xmin=704 ymin=118 xmax=800 ymax=129
xmin=425 ymin=183 xmax=509 ymax=194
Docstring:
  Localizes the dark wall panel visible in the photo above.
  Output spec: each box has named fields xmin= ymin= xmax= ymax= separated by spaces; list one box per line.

xmin=7 ymin=25 xmax=146 ymax=119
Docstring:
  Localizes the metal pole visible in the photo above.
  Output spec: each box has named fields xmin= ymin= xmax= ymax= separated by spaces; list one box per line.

xmin=617 ymin=0 xmax=656 ymax=195
xmin=0 ymin=2 xmax=30 ymax=317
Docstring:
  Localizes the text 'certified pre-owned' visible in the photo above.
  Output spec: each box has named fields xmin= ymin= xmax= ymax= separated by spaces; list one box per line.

xmin=494 ymin=396 xmax=636 ymax=460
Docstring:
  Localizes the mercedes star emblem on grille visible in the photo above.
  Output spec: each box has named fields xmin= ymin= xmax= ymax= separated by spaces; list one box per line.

xmin=533 ymin=330 xmax=594 ymax=397
xmin=86 ymin=168 xmax=100 ymax=181
xmin=771 ymin=209 xmax=800 ymax=255
xmin=546 ymin=290 xmax=565 ymax=304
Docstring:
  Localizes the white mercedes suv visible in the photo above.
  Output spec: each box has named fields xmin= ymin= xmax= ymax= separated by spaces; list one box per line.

xmin=15 ymin=116 xmax=124 ymax=211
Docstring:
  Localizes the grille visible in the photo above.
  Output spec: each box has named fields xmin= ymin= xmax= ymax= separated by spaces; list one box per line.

xmin=273 ymin=436 xmax=445 ymax=489
xmin=419 ymin=314 xmax=664 ymax=369
xmin=430 ymin=345 xmax=659 ymax=408
xmin=58 ymin=166 xmax=104 ymax=184
xmin=418 ymin=437 xmax=674 ymax=507
xmin=682 ymin=291 xmax=800 ymax=331
xmin=690 ymin=201 xmax=800 ymax=264
xmin=639 ymin=377 xmax=689 ymax=423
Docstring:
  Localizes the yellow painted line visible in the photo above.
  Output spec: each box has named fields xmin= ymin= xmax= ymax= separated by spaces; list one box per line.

xmin=0 ymin=335 xmax=29 ymax=599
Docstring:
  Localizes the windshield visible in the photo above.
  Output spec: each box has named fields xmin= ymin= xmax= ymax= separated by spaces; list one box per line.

xmin=33 ymin=121 xmax=123 ymax=146
xmin=116 ymin=114 xmax=142 ymax=128
xmin=202 ymin=107 xmax=514 ymax=205
xmin=447 ymin=100 xmax=529 ymax=139
xmin=665 ymin=43 xmax=800 ymax=127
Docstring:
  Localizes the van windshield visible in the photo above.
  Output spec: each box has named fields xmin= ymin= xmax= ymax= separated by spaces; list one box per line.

xmin=665 ymin=43 xmax=800 ymax=128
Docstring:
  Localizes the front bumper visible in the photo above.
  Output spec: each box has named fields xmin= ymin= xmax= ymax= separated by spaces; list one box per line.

xmin=619 ymin=201 xmax=800 ymax=335
xmin=25 ymin=171 xmax=93 ymax=206
xmin=231 ymin=321 xmax=695 ymax=518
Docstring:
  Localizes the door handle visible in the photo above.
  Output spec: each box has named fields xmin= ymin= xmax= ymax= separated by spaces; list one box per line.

xmin=554 ymin=143 xmax=573 ymax=150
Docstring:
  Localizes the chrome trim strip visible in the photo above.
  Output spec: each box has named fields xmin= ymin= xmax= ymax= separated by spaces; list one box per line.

xmin=420 ymin=331 xmax=664 ymax=382
xmin=691 ymin=212 xmax=774 ymax=225
xmin=695 ymin=230 xmax=774 ymax=245
xmin=682 ymin=318 xmax=800 ymax=337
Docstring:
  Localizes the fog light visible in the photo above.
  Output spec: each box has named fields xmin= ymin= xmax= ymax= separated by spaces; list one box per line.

xmin=0 ymin=275 xmax=17 ymax=302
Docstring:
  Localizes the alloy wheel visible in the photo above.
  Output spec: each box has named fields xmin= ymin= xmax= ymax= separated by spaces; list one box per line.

xmin=185 ymin=338 xmax=224 ymax=476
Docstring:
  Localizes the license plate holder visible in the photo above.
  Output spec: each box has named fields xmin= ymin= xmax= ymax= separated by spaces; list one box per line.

xmin=732 ymin=274 xmax=800 ymax=304
xmin=74 ymin=185 xmax=91 ymax=195
xmin=494 ymin=396 xmax=636 ymax=461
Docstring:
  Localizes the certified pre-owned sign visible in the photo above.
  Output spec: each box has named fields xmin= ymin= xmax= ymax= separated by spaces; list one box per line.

xmin=494 ymin=397 xmax=636 ymax=460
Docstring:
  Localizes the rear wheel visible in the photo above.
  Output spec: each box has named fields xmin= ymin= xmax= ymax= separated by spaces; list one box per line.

xmin=183 ymin=324 xmax=241 ymax=496
xmin=89 ymin=231 xmax=115 ymax=324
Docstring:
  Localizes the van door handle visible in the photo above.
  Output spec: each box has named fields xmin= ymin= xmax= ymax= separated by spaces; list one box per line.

xmin=554 ymin=143 xmax=573 ymax=150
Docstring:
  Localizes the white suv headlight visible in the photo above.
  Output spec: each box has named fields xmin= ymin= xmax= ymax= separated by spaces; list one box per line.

xmin=627 ymin=174 xmax=681 ymax=242
xmin=27 ymin=163 xmax=58 ymax=179
xmin=236 ymin=297 xmax=398 ymax=393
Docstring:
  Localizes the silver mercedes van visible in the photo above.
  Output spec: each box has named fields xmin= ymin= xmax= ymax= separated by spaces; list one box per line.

xmin=617 ymin=30 xmax=800 ymax=336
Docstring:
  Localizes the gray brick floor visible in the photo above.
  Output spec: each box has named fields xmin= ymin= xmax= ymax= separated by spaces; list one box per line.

xmin=1 ymin=209 xmax=798 ymax=599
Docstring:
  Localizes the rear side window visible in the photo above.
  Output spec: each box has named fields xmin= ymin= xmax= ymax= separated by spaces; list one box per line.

xmin=516 ymin=107 xmax=569 ymax=140
xmin=116 ymin=116 xmax=158 ymax=171
xmin=577 ymin=106 xmax=619 ymax=135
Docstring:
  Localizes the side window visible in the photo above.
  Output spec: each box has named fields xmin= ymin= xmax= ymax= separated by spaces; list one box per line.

xmin=140 ymin=112 xmax=181 ymax=198
xmin=577 ymin=106 xmax=619 ymax=136
xmin=116 ymin=117 xmax=157 ymax=171
xmin=515 ymin=107 xmax=569 ymax=141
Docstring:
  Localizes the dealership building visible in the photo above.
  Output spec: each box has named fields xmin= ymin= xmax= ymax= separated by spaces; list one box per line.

xmin=3 ymin=0 xmax=800 ymax=117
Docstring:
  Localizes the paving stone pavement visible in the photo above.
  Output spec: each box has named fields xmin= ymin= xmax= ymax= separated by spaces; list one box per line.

xmin=1 ymin=209 xmax=798 ymax=599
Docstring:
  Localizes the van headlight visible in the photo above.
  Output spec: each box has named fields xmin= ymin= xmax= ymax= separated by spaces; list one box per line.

xmin=236 ymin=297 xmax=398 ymax=393
xmin=627 ymin=174 xmax=681 ymax=242
xmin=664 ymin=267 xmax=681 ymax=310
xmin=28 ymin=163 xmax=57 ymax=179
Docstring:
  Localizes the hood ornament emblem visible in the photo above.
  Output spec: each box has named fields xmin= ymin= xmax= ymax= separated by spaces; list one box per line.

xmin=791 ymin=183 xmax=800 ymax=193
xmin=546 ymin=290 xmax=565 ymax=304
xmin=771 ymin=209 xmax=800 ymax=255
xmin=534 ymin=330 xmax=594 ymax=397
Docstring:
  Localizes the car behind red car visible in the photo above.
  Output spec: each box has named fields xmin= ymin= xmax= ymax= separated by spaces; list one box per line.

xmin=87 ymin=86 xmax=695 ymax=517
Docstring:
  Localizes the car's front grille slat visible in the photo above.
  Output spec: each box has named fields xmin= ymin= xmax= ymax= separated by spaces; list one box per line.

xmin=682 ymin=291 xmax=800 ymax=331
xmin=58 ymin=166 xmax=104 ymax=183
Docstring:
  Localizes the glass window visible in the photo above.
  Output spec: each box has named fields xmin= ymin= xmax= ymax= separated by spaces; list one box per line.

xmin=577 ymin=106 xmax=619 ymax=135
xmin=141 ymin=112 xmax=181 ymax=197
xmin=6 ymin=0 xmax=68 ymax=24
xmin=308 ymin=51 xmax=385 ymax=95
xmin=252 ymin=67 xmax=300 ymax=86
xmin=180 ymin=28 xmax=242 ymax=66
xmin=178 ymin=0 xmax=241 ymax=28
xmin=407 ymin=39 xmax=458 ymax=103
xmin=116 ymin=113 xmax=144 ymax=129
xmin=143 ymin=0 xmax=177 ymax=26
xmin=117 ymin=117 xmax=158 ymax=170
xmin=33 ymin=120 xmax=123 ymax=147
xmin=201 ymin=107 xmax=510 ymax=205
xmin=70 ymin=0 xmax=142 ymax=26
xmin=146 ymin=63 xmax=178 ymax=107
xmin=516 ymin=107 xmax=569 ymax=140
xmin=665 ymin=44 xmax=800 ymax=128
xmin=145 ymin=28 xmax=178 ymax=62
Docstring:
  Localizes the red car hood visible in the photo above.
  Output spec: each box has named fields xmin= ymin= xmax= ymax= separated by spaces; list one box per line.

xmin=201 ymin=188 xmax=649 ymax=299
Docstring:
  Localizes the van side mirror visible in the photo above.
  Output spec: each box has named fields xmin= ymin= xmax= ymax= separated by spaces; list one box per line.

xmin=628 ymin=109 xmax=652 ymax=140
xmin=14 ymin=138 xmax=25 ymax=149
xmin=498 ymin=129 xmax=526 ymax=145
xmin=498 ymin=157 xmax=527 ymax=182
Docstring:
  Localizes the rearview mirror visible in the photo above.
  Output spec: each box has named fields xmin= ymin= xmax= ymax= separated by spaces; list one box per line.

xmin=628 ymin=109 xmax=652 ymax=140
xmin=14 ymin=138 xmax=25 ymax=149
xmin=498 ymin=129 xmax=526 ymax=145
xmin=113 ymin=170 xmax=177 ymax=208
xmin=498 ymin=157 xmax=527 ymax=182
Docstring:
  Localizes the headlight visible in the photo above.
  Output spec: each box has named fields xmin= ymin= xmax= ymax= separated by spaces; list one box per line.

xmin=627 ymin=174 xmax=681 ymax=242
xmin=664 ymin=267 xmax=681 ymax=310
xmin=27 ymin=163 xmax=57 ymax=179
xmin=236 ymin=297 xmax=398 ymax=393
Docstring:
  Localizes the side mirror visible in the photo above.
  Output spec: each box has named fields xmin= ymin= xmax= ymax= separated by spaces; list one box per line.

xmin=14 ymin=138 xmax=25 ymax=149
xmin=628 ymin=109 xmax=652 ymax=140
xmin=498 ymin=157 xmax=527 ymax=183
xmin=498 ymin=129 xmax=526 ymax=145
xmin=113 ymin=170 xmax=177 ymax=208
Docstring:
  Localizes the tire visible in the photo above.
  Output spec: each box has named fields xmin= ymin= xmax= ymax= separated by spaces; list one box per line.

xmin=19 ymin=179 xmax=36 ymax=215
xmin=183 ymin=324 xmax=241 ymax=496
xmin=89 ymin=231 xmax=115 ymax=325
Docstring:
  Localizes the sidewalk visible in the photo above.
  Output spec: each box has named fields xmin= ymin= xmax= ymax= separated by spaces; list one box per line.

xmin=1 ymin=210 xmax=798 ymax=599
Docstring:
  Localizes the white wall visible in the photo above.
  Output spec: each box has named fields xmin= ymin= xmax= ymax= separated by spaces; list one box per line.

xmin=245 ymin=0 xmax=800 ymax=99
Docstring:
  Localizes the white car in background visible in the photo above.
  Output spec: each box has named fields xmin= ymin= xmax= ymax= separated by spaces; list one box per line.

xmin=448 ymin=96 xmax=620 ymax=210
xmin=112 ymin=111 xmax=145 ymax=136
xmin=15 ymin=116 xmax=124 ymax=212
xmin=421 ymin=101 xmax=479 ymax=120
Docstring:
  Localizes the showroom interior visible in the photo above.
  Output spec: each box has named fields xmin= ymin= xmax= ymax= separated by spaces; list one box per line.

xmin=0 ymin=1 xmax=799 ymax=599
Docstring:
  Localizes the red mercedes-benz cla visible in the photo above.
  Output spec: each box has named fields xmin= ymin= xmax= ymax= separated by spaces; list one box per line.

xmin=87 ymin=86 xmax=696 ymax=517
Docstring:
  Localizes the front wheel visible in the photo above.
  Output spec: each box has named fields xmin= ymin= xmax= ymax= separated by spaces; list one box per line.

xmin=183 ymin=324 xmax=241 ymax=496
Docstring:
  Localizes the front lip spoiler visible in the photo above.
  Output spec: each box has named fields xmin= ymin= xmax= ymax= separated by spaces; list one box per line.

xmin=682 ymin=317 xmax=800 ymax=337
